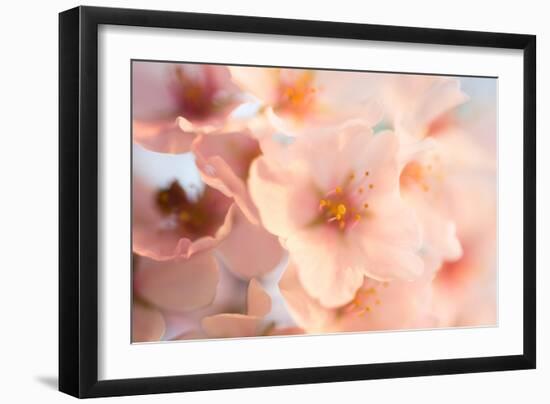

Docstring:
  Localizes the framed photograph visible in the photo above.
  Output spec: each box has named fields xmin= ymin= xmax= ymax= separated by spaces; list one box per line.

xmin=59 ymin=6 xmax=536 ymax=398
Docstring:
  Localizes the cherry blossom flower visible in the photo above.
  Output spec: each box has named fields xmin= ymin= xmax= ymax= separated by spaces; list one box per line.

xmin=132 ymin=62 xmax=242 ymax=153
xmin=229 ymin=67 xmax=381 ymax=134
xmin=248 ymin=120 xmax=423 ymax=308
xmin=377 ymin=73 xmax=469 ymax=142
xmin=201 ymin=279 xmax=272 ymax=338
xmin=384 ymin=75 xmax=469 ymax=276
xmin=132 ymin=178 xmax=236 ymax=261
xmin=279 ymin=262 xmax=434 ymax=333
xmin=430 ymin=130 xmax=497 ymax=326
xmin=400 ymin=149 xmax=463 ymax=276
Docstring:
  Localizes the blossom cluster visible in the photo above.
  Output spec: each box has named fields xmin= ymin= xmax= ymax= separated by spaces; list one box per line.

xmin=131 ymin=61 xmax=497 ymax=342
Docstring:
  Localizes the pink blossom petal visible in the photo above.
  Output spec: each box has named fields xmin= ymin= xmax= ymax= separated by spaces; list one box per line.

xmin=285 ymin=228 xmax=366 ymax=308
xmin=132 ymin=62 xmax=178 ymax=120
xmin=201 ymin=314 xmax=261 ymax=338
xmin=229 ymin=66 xmax=279 ymax=103
xmin=191 ymin=131 xmax=261 ymax=224
xmin=134 ymin=252 xmax=219 ymax=312
xmin=280 ymin=261 xmax=433 ymax=334
xmin=360 ymin=239 xmax=424 ymax=282
xmin=133 ymin=119 xmax=194 ymax=154
xmin=357 ymin=193 xmax=422 ymax=251
xmin=267 ymin=327 xmax=305 ymax=336
xmin=248 ymin=157 xmax=319 ymax=237
xmin=380 ymin=74 xmax=468 ymax=138
xmin=247 ymin=279 xmax=271 ymax=317
xmin=217 ymin=208 xmax=283 ymax=279
xmin=279 ymin=262 xmax=335 ymax=332
xmin=132 ymin=302 xmax=166 ymax=342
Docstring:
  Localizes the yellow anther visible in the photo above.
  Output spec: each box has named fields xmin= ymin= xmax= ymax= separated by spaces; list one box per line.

xmin=159 ymin=192 xmax=169 ymax=203
xmin=335 ymin=214 xmax=342 ymax=221
xmin=335 ymin=186 xmax=343 ymax=194
xmin=179 ymin=211 xmax=191 ymax=222
xmin=337 ymin=204 xmax=347 ymax=215
xmin=355 ymin=213 xmax=362 ymax=221
xmin=319 ymin=199 xmax=328 ymax=207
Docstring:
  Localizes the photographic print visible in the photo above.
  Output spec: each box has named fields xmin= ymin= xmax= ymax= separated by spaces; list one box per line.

xmin=131 ymin=61 xmax=497 ymax=343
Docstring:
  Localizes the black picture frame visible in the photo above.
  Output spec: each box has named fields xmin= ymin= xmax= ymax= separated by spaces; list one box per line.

xmin=59 ymin=5 xmax=536 ymax=398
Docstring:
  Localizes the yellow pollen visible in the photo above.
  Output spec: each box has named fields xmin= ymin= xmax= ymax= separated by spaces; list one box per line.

xmin=355 ymin=213 xmax=362 ymax=221
xmin=179 ymin=211 xmax=191 ymax=222
xmin=369 ymin=184 xmax=374 ymax=189
xmin=319 ymin=199 xmax=328 ymax=207
xmin=337 ymin=204 xmax=347 ymax=215
xmin=365 ymin=306 xmax=371 ymax=312
xmin=335 ymin=186 xmax=343 ymax=194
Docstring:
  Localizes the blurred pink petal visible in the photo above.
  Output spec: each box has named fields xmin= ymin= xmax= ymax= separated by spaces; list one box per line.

xmin=132 ymin=62 xmax=242 ymax=153
xmin=191 ymin=131 xmax=261 ymax=223
xmin=201 ymin=280 xmax=271 ymax=338
xmin=400 ymin=154 xmax=463 ymax=276
xmin=379 ymin=74 xmax=469 ymax=140
xmin=249 ymin=121 xmax=423 ymax=308
xmin=132 ymin=178 xmax=236 ymax=261
xmin=132 ymin=302 xmax=166 ymax=342
xmin=267 ymin=327 xmax=305 ymax=336
xmin=247 ymin=278 xmax=272 ymax=317
xmin=201 ymin=314 xmax=261 ymax=338
xmin=229 ymin=67 xmax=381 ymax=134
xmin=134 ymin=252 xmax=219 ymax=312
xmin=427 ymin=131 xmax=496 ymax=326
xmin=161 ymin=263 xmax=248 ymax=340
xmin=280 ymin=261 xmax=433 ymax=333
xmin=217 ymin=207 xmax=283 ymax=279
xmin=133 ymin=120 xmax=194 ymax=154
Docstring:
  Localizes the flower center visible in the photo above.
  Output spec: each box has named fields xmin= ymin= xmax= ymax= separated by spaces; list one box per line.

xmin=276 ymin=71 xmax=317 ymax=119
xmin=172 ymin=66 xmax=218 ymax=121
xmin=155 ymin=181 xmax=228 ymax=240
xmin=342 ymin=282 xmax=388 ymax=316
xmin=400 ymin=155 xmax=443 ymax=193
xmin=318 ymin=170 xmax=375 ymax=231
